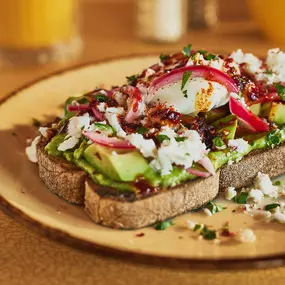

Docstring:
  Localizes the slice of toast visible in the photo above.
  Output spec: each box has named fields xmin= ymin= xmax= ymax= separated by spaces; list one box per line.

xmin=36 ymin=138 xmax=285 ymax=229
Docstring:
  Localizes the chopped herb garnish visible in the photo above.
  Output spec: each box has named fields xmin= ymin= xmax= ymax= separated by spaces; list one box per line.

xmin=264 ymin=203 xmax=280 ymax=211
xmin=32 ymin=118 xmax=41 ymax=127
xmin=93 ymin=93 xmax=108 ymax=102
xmin=198 ymin=50 xmax=207 ymax=55
xmin=155 ymin=220 xmax=174 ymax=230
xmin=156 ymin=134 xmax=170 ymax=143
xmin=126 ymin=74 xmax=139 ymax=86
xmin=265 ymin=70 xmax=273 ymax=76
xmin=181 ymin=71 xmax=192 ymax=90
xmin=274 ymin=180 xmax=282 ymax=186
xmin=200 ymin=226 xmax=217 ymax=240
xmin=233 ymin=192 xmax=248 ymax=204
xmin=213 ymin=137 xmax=225 ymax=148
xmin=183 ymin=89 xmax=188 ymax=98
xmin=137 ymin=126 xmax=148 ymax=135
xmin=159 ymin=53 xmax=170 ymax=62
xmin=204 ymin=53 xmax=218 ymax=60
xmin=77 ymin=97 xmax=89 ymax=104
xmin=266 ymin=129 xmax=282 ymax=148
xmin=182 ymin=44 xmax=192 ymax=57
xmin=193 ymin=224 xmax=201 ymax=232
xmin=274 ymin=83 xmax=285 ymax=100
xmin=175 ymin=137 xmax=187 ymax=142
xmin=205 ymin=202 xmax=227 ymax=215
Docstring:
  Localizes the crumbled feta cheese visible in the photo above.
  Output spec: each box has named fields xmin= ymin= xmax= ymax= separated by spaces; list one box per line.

xmin=105 ymin=112 xmax=126 ymax=138
xmin=208 ymin=57 xmax=224 ymax=71
xmin=25 ymin=136 xmax=40 ymax=163
xmin=58 ymin=113 xmax=91 ymax=151
xmin=38 ymin=127 xmax=48 ymax=138
xmin=249 ymin=189 xmax=264 ymax=203
xmin=228 ymin=138 xmax=249 ymax=154
xmin=150 ymin=130 xmax=206 ymax=175
xmin=272 ymin=212 xmax=285 ymax=224
xmin=187 ymin=220 xmax=197 ymax=230
xmin=113 ymin=91 xmax=127 ymax=106
xmin=105 ymin=107 xmax=125 ymax=115
xmin=186 ymin=53 xmax=209 ymax=66
xmin=230 ymin=49 xmax=263 ymax=74
xmin=145 ymin=68 xmax=155 ymax=77
xmin=249 ymin=209 xmax=272 ymax=220
xmin=97 ymin=102 xmax=106 ymax=113
xmin=266 ymin=48 xmax=285 ymax=82
xmin=254 ymin=172 xmax=278 ymax=198
xmin=225 ymin=186 xmax=237 ymax=200
xmin=235 ymin=228 xmax=256 ymax=243
xmin=203 ymin=208 xmax=213 ymax=216
xmin=126 ymin=133 xmax=156 ymax=157
xmin=213 ymin=238 xmax=221 ymax=244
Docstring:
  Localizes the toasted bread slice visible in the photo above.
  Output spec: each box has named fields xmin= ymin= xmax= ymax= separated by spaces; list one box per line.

xmin=37 ymin=140 xmax=87 ymax=204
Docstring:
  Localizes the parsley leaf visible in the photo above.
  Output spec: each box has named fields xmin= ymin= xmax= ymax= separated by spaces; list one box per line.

xmin=200 ymin=226 xmax=217 ymax=240
xmin=175 ymin=137 xmax=187 ymax=142
xmin=183 ymin=89 xmax=188 ymax=98
xmin=159 ymin=53 xmax=170 ymax=62
xmin=205 ymin=202 xmax=227 ymax=214
xmin=266 ymin=130 xmax=282 ymax=148
xmin=264 ymin=203 xmax=280 ymax=211
xmin=204 ymin=53 xmax=218 ymax=60
xmin=198 ymin=50 xmax=207 ymax=54
xmin=213 ymin=137 xmax=225 ymax=148
xmin=137 ymin=126 xmax=148 ymax=135
xmin=233 ymin=192 xmax=248 ymax=204
xmin=155 ymin=220 xmax=174 ymax=230
xmin=274 ymin=180 xmax=282 ymax=186
xmin=274 ymin=83 xmax=285 ymax=100
xmin=126 ymin=74 xmax=139 ymax=86
xmin=93 ymin=93 xmax=108 ymax=102
xmin=32 ymin=118 xmax=41 ymax=127
xmin=182 ymin=44 xmax=192 ymax=57
xmin=181 ymin=71 xmax=192 ymax=90
xmin=156 ymin=134 xmax=170 ymax=143
xmin=193 ymin=224 xmax=201 ymax=232
xmin=265 ymin=70 xmax=273 ymax=76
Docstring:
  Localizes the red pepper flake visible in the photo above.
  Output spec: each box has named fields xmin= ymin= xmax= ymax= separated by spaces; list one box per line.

xmin=136 ymin=233 xmax=145 ymax=237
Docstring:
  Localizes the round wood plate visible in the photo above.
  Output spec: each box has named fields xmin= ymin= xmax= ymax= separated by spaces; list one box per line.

xmin=1 ymin=55 xmax=285 ymax=269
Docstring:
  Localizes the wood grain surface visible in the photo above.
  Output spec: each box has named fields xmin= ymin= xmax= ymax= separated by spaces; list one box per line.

xmin=1 ymin=1 xmax=285 ymax=284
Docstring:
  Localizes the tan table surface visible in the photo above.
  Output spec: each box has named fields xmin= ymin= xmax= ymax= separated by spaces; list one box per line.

xmin=1 ymin=1 xmax=285 ymax=284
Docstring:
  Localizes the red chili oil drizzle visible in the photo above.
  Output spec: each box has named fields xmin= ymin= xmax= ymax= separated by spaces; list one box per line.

xmin=134 ymin=180 xmax=158 ymax=196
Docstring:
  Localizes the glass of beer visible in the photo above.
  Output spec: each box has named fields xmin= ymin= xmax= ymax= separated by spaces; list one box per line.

xmin=0 ymin=0 xmax=82 ymax=67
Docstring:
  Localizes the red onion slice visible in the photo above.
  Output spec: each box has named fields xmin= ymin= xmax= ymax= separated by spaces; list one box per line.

xmin=83 ymin=131 xmax=135 ymax=149
xmin=229 ymin=96 xmax=269 ymax=132
xmin=91 ymin=106 xmax=105 ymax=121
xmin=186 ymin=168 xmax=211 ymax=178
xmin=67 ymin=104 xmax=90 ymax=112
xmin=149 ymin=66 xmax=238 ymax=94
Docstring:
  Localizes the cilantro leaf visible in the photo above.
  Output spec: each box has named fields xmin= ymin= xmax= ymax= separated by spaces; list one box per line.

xmin=265 ymin=70 xmax=273 ymax=76
xmin=213 ymin=137 xmax=225 ymax=148
xmin=93 ymin=93 xmax=108 ymax=102
xmin=32 ymin=118 xmax=41 ymax=128
xmin=274 ymin=180 xmax=282 ymax=186
xmin=137 ymin=126 xmax=148 ymax=135
xmin=175 ymin=137 xmax=187 ymax=142
xmin=264 ymin=203 xmax=280 ymax=211
xmin=181 ymin=71 xmax=192 ymax=90
xmin=200 ymin=226 xmax=217 ymax=240
xmin=126 ymin=74 xmax=139 ymax=86
xmin=182 ymin=44 xmax=192 ymax=57
xmin=159 ymin=53 xmax=170 ymax=62
xmin=198 ymin=50 xmax=207 ymax=54
xmin=266 ymin=130 xmax=282 ymax=148
xmin=274 ymin=83 xmax=285 ymax=100
xmin=204 ymin=53 xmax=218 ymax=60
xmin=205 ymin=202 xmax=227 ymax=215
xmin=233 ymin=192 xmax=248 ymax=204
xmin=155 ymin=220 xmax=174 ymax=230
xmin=183 ymin=89 xmax=188 ymax=98
xmin=156 ymin=134 xmax=170 ymax=143
xmin=193 ymin=224 xmax=201 ymax=232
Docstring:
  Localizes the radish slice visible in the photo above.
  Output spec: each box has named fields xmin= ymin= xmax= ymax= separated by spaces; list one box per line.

xmin=121 ymin=86 xmax=143 ymax=123
xmin=67 ymin=104 xmax=90 ymax=112
xmin=149 ymin=66 xmax=238 ymax=94
xmin=198 ymin=156 xmax=216 ymax=176
xmin=186 ymin=168 xmax=211 ymax=178
xmin=83 ymin=131 xmax=135 ymax=149
xmin=91 ymin=106 xmax=105 ymax=121
xmin=229 ymin=96 xmax=269 ymax=132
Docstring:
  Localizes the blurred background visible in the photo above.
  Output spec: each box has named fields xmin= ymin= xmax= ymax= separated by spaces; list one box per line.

xmin=0 ymin=0 xmax=284 ymax=97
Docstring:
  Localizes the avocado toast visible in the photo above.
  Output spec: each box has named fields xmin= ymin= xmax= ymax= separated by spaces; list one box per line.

xmin=27 ymin=46 xmax=285 ymax=229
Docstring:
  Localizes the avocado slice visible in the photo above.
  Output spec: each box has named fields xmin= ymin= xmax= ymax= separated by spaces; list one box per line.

xmin=211 ymin=115 xmax=238 ymax=140
xmin=249 ymin=103 xmax=261 ymax=116
xmin=202 ymin=105 xmax=229 ymax=123
xmin=83 ymin=144 xmax=149 ymax=182
xmin=268 ymin=102 xmax=285 ymax=125
xmin=261 ymin=102 xmax=272 ymax=117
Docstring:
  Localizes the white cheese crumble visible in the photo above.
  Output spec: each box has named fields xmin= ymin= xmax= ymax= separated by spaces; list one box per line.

xmin=225 ymin=186 xmax=237 ymax=200
xmin=187 ymin=220 xmax=199 ymax=230
xmin=58 ymin=113 xmax=91 ymax=151
xmin=38 ymin=127 xmax=48 ymax=138
xmin=105 ymin=107 xmax=125 ymax=115
xmin=266 ymin=48 xmax=285 ymax=82
xmin=203 ymin=208 xmax=213 ymax=216
xmin=272 ymin=212 xmax=285 ymax=224
xmin=105 ymin=112 xmax=126 ymax=138
xmin=150 ymin=130 xmax=206 ymax=175
xmin=26 ymin=136 xmax=40 ymax=163
xmin=97 ymin=102 xmax=106 ymax=113
xmin=125 ymin=133 xmax=156 ymax=157
xmin=235 ymin=228 xmax=256 ymax=243
xmin=145 ymin=68 xmax=155 ymax=77
xmin=254 ymin=172 xmax=278 ymax=198
xmin=249 ymin=189 xmax=264 ymax=203
xmin=230 ymin=92 xmax=248 ymax=108
xmin=228 ymin=138 xmax=250 ymax=154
